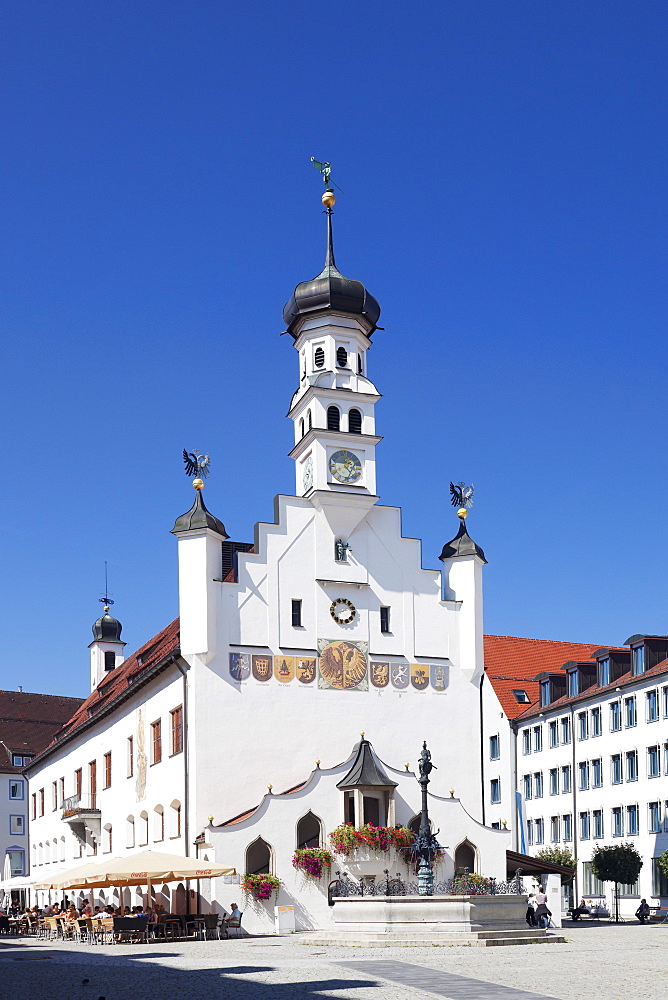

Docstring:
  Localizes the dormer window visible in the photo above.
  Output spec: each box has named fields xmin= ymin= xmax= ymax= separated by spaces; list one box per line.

xmin=568 ymin=671 xmax=579 ymax=697
xmin=314 ymin=346 xmax=325 ymax=368
xmin=632 ymin=645 xmax=645 ymax=676
xmin=598 ymin=657 xmax=611 ymax=687
xmin=336 ymin=346 xmax=348 ymax=368
xmin=540 ymin=680 xmax=551 ymax=707
xmin=327 ymin=406 xmax=340 ymax=431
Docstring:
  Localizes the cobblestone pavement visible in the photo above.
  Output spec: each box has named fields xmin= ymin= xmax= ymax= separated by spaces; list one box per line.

xmin=0 ymin=924 xmax=666 ymax=1000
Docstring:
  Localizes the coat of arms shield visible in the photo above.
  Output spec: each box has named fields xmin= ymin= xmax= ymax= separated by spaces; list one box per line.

xmin=390 ymin=663 xmax=409 ymax=689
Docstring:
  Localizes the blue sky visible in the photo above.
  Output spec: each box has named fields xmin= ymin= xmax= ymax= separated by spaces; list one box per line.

xmin=1 ymin=1 xmax=667 ymax=697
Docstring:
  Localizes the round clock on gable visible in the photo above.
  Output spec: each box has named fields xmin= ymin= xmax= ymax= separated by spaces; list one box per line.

xmin=329 ymin=449 xmax=362 ymax=484
xmin=302 ymin=455 xmax=313 ymax=492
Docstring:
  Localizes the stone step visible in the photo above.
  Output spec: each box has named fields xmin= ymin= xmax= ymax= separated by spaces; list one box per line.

xmin=300 ymin=932 xmax=566 ymax=948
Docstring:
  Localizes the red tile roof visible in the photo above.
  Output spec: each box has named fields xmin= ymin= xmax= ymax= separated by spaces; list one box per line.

xmin=28 ymin=618 xmax=180 ymax=764
xmin=0 ymin=691 xmax=84 ymax=772
xmin=484 ymin=635 xmax=608 ymax=719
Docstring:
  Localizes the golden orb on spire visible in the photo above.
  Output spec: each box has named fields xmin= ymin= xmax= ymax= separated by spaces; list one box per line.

xmin=457 ymin=507 xmax=468 ymax=519
xmin=322 ymin=189 xmax=336 ymax=208
xmin=193 ymin=478 xmax=204 ymax=491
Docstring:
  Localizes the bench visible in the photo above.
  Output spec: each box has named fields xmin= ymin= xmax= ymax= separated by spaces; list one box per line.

xmin=649 ymin=907 xmax=668 ymax=923
xmin=567 ymin=907 xmax=609 ymax=921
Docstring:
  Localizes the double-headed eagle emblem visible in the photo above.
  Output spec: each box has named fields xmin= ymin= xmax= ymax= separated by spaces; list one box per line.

xmin=449 ymin=481 xmax=474 ymax=509
xmin=182 ymin=449 xmax=211 ymax=480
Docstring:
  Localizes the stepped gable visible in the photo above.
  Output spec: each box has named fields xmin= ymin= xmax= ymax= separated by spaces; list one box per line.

xmin=0 ymin=691 xmax=84 ymax=770
xmin=484 ymin=635 xmax=607 ymax=719
xmin=53 ymin=618 xmax=180 ymax=743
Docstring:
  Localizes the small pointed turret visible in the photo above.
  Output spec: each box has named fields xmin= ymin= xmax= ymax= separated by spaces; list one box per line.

xmin=89 ymin=605 xmax=126 ymax=691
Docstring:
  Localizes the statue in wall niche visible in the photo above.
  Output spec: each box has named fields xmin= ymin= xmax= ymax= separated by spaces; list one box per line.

xmin=136 ymin=707 xmax=147 ymax=802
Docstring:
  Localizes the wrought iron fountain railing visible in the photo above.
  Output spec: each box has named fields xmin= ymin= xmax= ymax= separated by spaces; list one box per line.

xmin=330 ymin=867 xmax=525 ymax=898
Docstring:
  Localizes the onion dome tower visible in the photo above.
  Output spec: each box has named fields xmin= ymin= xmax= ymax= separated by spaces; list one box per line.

xmin=89 ymin=605 xmax=126 ymax=692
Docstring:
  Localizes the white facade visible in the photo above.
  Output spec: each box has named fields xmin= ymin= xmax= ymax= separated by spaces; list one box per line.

xmin=1 ymin=768 xmax=29 ymax=881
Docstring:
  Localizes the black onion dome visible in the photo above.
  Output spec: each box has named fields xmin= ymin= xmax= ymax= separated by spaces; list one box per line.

xmin=92 ymin=611 xmax=122 ymax=642
xmin=439 ymin=520 xmax=487 ymax=563
xmin=171 ymin=489 xmax=228 ymax=538
xmin=283 ymin=211 xmax=381 ymax=337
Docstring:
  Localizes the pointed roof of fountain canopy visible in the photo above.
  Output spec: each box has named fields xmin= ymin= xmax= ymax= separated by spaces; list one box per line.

xmin=337 ymin=738 xmax=398 ymax=789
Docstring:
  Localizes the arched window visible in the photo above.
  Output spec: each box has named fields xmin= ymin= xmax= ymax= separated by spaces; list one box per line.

xmin=103 ymin=824 xmax=112 ymax=853
xmin=348 ymin=408 xmax=362 ymax=434
xmin=139 ymin=811 xmax=149 ymax=845
xmin=170 ymin=800 xmax=181 ymax=839
xmin=314 ymin=346 xmax=325 ymax=368
xmin=297 ymin=811 xmax=322 ymax=849
xmin=245 ymin=837 xmax=272 ymax=875
xmin=126 ymin=815 xmax=135 ymax=849
xmin=327 ymin=406 xmax=340 ymax=431
xmin=336 ymin=346 xmax=348 ymax=368
xmin=60 ymin=836 xmax=65 ymax=862
xmin=454 ymin=839 xmax=477 ymax=875
xmin=153 ymin=805 xmax=164 ymax=842
xmin=44 ymin=841 xmax=50 ymax=864
xmin=299 ymin=417 xmax=304 ymax=438
xmin=38 ymin=842 xmax=43 ymax=865
xmin=308 ymin=409 xmax=312 ymax=430
xmin=104 ymin=650 xmax=115 ymax=671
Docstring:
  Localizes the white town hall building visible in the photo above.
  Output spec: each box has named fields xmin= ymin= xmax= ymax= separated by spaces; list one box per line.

xmin=24 ymin=191 xmax=524 ymax=932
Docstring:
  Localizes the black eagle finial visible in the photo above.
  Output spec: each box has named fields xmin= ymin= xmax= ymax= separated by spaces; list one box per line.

xmin=449 ymin=481 xmax=474 ymax=509
xmin=182 ymin=448 xmax=211 ymax=480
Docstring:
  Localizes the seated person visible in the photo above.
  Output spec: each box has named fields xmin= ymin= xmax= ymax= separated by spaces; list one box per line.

xmin=224 ymin=903 xmax=242 ymax=925
xmin=636 ymin=899 xmax=651 ymax=924
xmin=571 ymin=898 xmax=590 ymax=920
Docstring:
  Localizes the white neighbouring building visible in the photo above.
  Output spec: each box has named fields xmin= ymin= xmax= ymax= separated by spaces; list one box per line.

xmin=482 ymin=634 xmax=668 ymax=918
xmin=24 ymin=194 xmax=513 ymax=931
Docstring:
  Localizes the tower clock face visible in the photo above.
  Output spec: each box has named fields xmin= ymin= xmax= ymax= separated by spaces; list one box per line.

xmin=329 ymin=449 xmax=362 ymax=484
xmin=302 ymin=455 xmax=313 ymax=491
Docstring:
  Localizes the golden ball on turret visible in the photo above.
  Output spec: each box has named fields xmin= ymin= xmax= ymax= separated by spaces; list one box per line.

xmin=322 ymin=189 xmax=336 ymax=208
xmin=457 ymin=507 xmax=468 ymax=519
xmin=193 ymin=477 xmax=204 ymax=491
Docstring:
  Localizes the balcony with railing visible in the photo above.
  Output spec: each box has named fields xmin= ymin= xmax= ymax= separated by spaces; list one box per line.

xmin=61 ymin=794 xmax=100 ymax=843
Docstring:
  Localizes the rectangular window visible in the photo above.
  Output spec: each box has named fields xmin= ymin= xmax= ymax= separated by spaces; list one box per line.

xmin=610 ymin=701 xmax=621 ymax=732
xmin=561 ymin=717 xmax=571 ymax=745
xmin=579 ymin=811 xmax=590 ymax=840
xmin=612 ymin=806 xmax=623 ymax=837
xmin=653 ymin=858 xmax=668 ymax=896
xmin=535 ymin=818 xmax=544 ymax=844
xmin=550 ymin=816 xmax=560 ymax=842
xmin=103 ymin=752 xmax=112 ymax=789
xmin=626 ymin=804 xmax=639 ymax=835
xmin=491 ymin=821 xmax=501 ymax=830
xmin=9 ymin=815 xmax=24 ymax=836
xmin=490 ymin=778 xmax=501 ymax=803
xmin=540 ymin=680 xmax=551 ymax=707
xmin=489 ymin=735 xmax=500 ymax=760
xmin=663 ymin=686 xmax=668 ymax=719
xmin=75 ymin=768 xmax=82 ymax=798
xmin=39 ymin=788 xmax=44 ymax=817
xmin=533 ymin=726 xmax=542 ymax=752
xmin=591 ymin=706 xmax=602 ymax=737
xmin=632 ymin=644 xmax=645 ymax=676
xmin=291 ymin=599 xmax=302 ymax=627
xmin=549 ymin=721 xmax=558 ymax=748
xmin=127 ymin=737 xmax=134 ymax=777
xmin=549 ymin=768 xmax=559 ymax=795
xmin=593 ymin=809 xmax=603 ymax=839
xmin=598 ymin=658 xmax=611 ymax=687
xmin=647 ymin=690 xmax=659 ymax=723
xmin=151 ymin=721 xmax=162 ymax=764
xmin=649 ymin=801 xmax=661 ymax=834
xmin=523 ymin=774 xmax=532 ymax=800
xmin=12 ymin=754 xmax=32 ymax=767
xmin=89 ymin=761 xmax=96 ymax=808
xmin=578 ymin=712 xmax=588 ymax=741
xmin=6 ymin=850 xmax=24 ymax=877
xmin=618 ymin=878 xmax=641 ymax=897
xmin=611 ymin=753 xmax=622 ymax=784
xmin=533 ymin=772 xmax=543 ymax=798
xmin=527 ymin=820 xmax=534 ymax=846
xmin=568 ymin=671 xmax=579 ymax=697
xmin=522 ymin=730 xmax=531 ymax=755
xmin=9 ymin=779 xmax=24 ymax=800
xmin=561 ymin=765 xmax=572 ymax=793
xmin=583 ymin=861 xmax=606 ymax=896
xmin=626 ymin=750 xmax=638 ymax=782
xmin=592 ymin=758 xmax=603 ymax=788
xmin=52 ymin=781 xmax=57 ymax=811
xmin=578 ymin=762 xmax=590 ymax=790
xmin=31 ymin=793 xmax=36 ymax=820
xmin=380 ymin=606 xmax=390 ymax=633
xmin=665 ymin=742 xmax=668 ymax=776
xmin=171 ymin=706 xmax=184 ymax=755
xmin=625 ymin=696 xmax=636 ymax=728
xmin=648 ymin=745 xmax=660 ymax=778
xmin=563 ymin=813 xmax=572 ymax=842
xmin=59 ymin=777 xmax=64 ymax=808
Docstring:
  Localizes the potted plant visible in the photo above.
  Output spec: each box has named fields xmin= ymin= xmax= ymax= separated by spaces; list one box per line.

xmin=329 ymin=823 xmax=414 ymax=876
xmin=240 ymin=873 xmax=282 ymax=901
xmin=292 ymin=847 xmax=334 ymax=880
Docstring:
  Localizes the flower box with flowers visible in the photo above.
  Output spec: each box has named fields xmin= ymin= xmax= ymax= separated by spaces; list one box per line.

xmin=329 ymin=824 xmax=414 ymax=876
xmin=240 ymin=873 xmax=282 ymax=901
xmin=292 ymin=848 xmax=334 ymax=880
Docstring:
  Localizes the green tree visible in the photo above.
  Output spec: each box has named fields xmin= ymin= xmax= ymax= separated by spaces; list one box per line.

xmin=657 ymin=849 xmax=668 ymax=878
xmin=590 ymin=843 xmax=643 ymax=922
xmin=535 ymin=848 xmax=576 ymax=883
